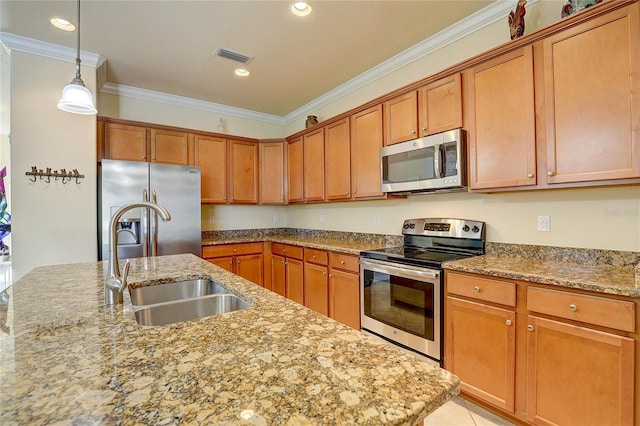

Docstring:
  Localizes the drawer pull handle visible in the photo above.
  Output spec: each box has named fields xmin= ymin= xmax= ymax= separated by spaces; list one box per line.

xmin=527 ymin=325 xmax=534 ymax=331
xmin=506 ymin=320 xmax=512 ymax=326
xmin=340 ymin=260 xmax=345 ymax=265
xmin=474 ymin=286 xmax=480 ymax=292
xmin=312 ymin=255 xmax=316 ymax=259
xmin=569 ymin=304 xmax=577 ymax=311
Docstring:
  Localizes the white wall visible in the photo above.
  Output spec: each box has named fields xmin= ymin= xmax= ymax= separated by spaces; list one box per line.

xmin=10 ymin=51 xmax=97 ymax=280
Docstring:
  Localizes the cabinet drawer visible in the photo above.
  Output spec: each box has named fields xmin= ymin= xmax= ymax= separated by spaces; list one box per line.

xmin=329 ymin=252 xmax=359 ymax=273
xmin=271 ymin=243 xmax=303 ymax=260
xmin=527 ymin=286 xmax=635 ymax=332
xmin=304 ymin=248 xmax=328 ymax=265
xmin=202 ymin=242 xmax=263 ymax=258
xmin=447 ymin=273 xmax=516 ymax=307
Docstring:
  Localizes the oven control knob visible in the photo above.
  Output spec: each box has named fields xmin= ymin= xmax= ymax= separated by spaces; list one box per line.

xmin=462 ymin=224 xmax=470 ymax=232
xmin=472 ymin=225 xmax=480 ymax=233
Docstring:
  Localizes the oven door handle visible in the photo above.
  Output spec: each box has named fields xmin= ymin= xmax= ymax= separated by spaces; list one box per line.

xmin=360 ymin=259 xmax=440 ymax=281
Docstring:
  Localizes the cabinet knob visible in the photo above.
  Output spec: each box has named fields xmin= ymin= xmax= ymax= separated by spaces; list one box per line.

xmin=233 ymin=248 xmax=237 ymax=253
xmin=474 ymin=286 xmax=480 ymax=292
xmin=527 ymin=173 xmax=534 ymax=178
xmin=547 ymin=171 xmax=555 ymax=177
xmin=569 ymin=304 xmax=577 ymax=312
xmin=323 ymin=271 xmax=326 ymax=276
xmin=422 ymin=127 xmax=427 ymax=132
xmin=527 ymin=325 xmax=534 ymax=331
xmin=231 ymin=197 xmax=234 ymax=201
xmin=329 ymin=274 xmax=333 ymax=278
xmin=340 ymin=260 xmax=345 ymax=265
xmin=411 ymin=130 xmax=416 ymax=134
xmin=506 ymin=320 xmax=512 ymax=326
xmin=312 ymin=255 xmax=316 ymax=259
xmin=281 ymin=260 xmax=285 ymax=264
xmin=236 ymin=259 xmax=240 ymax=264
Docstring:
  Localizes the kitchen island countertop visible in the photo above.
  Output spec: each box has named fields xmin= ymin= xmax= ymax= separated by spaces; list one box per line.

xmin=0 ymin=254 xmax=457 ymax=425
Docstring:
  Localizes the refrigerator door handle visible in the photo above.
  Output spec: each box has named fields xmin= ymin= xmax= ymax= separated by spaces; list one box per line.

xmin=151 ymin=190 xmax=158 ymax=257
xmin=141 ymin=189 xmax=149 ymax=257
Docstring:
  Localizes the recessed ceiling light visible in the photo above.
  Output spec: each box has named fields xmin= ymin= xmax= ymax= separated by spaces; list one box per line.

xmin=235 ymin=68 xmax=250 ymax=77
xmin=50 ymin=17 xmax=75 ymax=32
xmin=291 ymin=1 xmax=312 ymax=17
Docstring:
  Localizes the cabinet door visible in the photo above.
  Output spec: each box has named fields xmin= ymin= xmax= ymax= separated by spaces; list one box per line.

xmin=194 ymin=135 xmax=227 ymax=203
xmin=350 ymin=104 xmax=384 ymax=199
xmin=286 ymin=258 xmax=304 ymax=305
xmin=526 ymin=316 xmax=634 ymax=426
xmin=329 ymin=269 xmax=360 ymax=329
xmin=287 ymin=137 xmax=304 ymax=203
xmin=104 ymin=123 xmax=148 ymax=161
xmin=236 ymin=254 xmax=263 ymax=286
xmin=303 ymin=128 xmax=325 ymax=202
xmin=543 ymin=5 xmax=640 ymax=184
xmin=325 ymin=119 xmax=351 ymax=201
xmin=207 ymin=257 xmax=234 ymax=272
xmin=229 ymin=140 xmax=258 ymax=204
xmin=259 ymin=141 xmax=285 ymax=204
xmin=418 ymin=73 xmax=463 ymax=136
xmin=466 ymin=46 xmax=537 ymax=190
xmin=304 ymin=262 xmax=329 ymax=316
xmin=150 ymin=129 xmax=189 ymax=165
xmin=446 ymin=297 xmax=516 ymax=413
xmin=384 ymin=91 xmax=418 ymax=145
xmin=272 ymin=254 xmax=287 ymax=297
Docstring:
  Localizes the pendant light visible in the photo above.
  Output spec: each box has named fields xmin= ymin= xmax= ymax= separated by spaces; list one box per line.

xmin=57 ymin=0 xmax=97 ymax=115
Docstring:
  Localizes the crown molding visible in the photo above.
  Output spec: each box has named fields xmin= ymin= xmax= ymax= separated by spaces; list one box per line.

xmin=100 ymin=83 xmax=285 ymax=125
xmin=0 ymin=32 xmax=104 ymax=68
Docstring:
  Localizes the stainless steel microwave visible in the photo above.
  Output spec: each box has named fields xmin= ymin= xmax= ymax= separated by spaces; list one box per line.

xmin=381 ymin=128 xmax=465 ymax=194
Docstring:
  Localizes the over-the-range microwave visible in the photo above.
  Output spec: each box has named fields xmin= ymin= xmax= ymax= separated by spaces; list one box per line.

xmin=381 ymin=128 xmax=465 ymax=194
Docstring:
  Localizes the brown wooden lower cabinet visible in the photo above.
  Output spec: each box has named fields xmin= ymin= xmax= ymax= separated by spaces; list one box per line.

xmin=445 ymin=270 xmax=637 ymax=425
xmin=202 ymin=243 xmax=263 ymax=286
xmin=270 ymin=243 xmax=304 ymax=303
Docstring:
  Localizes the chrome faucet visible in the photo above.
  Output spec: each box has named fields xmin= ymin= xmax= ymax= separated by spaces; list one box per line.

xmin=105 ymin=202 xmax=171 ymax=305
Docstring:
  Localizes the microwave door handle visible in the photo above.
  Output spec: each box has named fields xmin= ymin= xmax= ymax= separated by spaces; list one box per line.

xmin=433 ymin=144 xmax=442 ymax=178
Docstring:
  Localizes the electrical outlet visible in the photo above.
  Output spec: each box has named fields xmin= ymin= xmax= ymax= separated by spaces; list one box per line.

xmin=374 ymin=214 xmax=381 ymax=226
xmin=319 ymin=214 xmax=325 ymax=224
xmin=273 ymin=214 xmax=279 ymax=223
xmin=537 ymin=215 xmax=550 ymax=232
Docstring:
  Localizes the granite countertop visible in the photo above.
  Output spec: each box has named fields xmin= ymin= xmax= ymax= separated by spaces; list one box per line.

xmin=0 ymin=254 xmax=457 ymax=425
xmin=444 ymin=254 xmax=640 ymax=298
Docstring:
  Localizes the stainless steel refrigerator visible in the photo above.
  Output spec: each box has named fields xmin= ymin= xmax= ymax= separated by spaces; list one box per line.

xmin=99 ymin=159 xmax=201 ymax=261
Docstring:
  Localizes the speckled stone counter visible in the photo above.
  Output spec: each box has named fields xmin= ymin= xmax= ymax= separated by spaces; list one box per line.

xmin=0 ymin=254 xmax=457 ymax=425
xmin=201 ymin=228 xmax=402 ymax=255
xmin=444 ymin=243 xmax=640 ymax=298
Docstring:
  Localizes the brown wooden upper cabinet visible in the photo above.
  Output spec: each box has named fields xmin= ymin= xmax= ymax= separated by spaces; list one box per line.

xmin=350 ymin=104 xmax=385 ymax=199
xmin=103 ymin=122 xmax=148 ymax=162
xmin=324 ymin=118 xmax=351 ymax=201
xmin=229 ymin=140 xmax=259 ymax=204
xmin=384 ymin=73 xmax=462 ymax=146
xmin=465 ymin=47 xmax=537 ymax=190
xmin=259 ymin=141 xmax=286 ymax=205
xmin=303 ymin=128 xmax=325 ymax=202
xmin=149 ymin=128 xmax=190 ymax=166
xmin=194 ymin=135 xmax=227 ymax=203
xmin=287 ymin=137 xmax=304 ymax=204
xmin=542 ymin=4 xmax=640 ymax=184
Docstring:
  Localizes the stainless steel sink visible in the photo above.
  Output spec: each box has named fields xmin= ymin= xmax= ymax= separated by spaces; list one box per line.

xmin=129 ymin=278 xmax=227 ymax=306
xmin=134 ymin=294 xmax=250 ymax=326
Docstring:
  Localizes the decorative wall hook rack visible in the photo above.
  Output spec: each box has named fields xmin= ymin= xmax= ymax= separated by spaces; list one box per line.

xmin=25 ymin=166 xmax=85 ymax=184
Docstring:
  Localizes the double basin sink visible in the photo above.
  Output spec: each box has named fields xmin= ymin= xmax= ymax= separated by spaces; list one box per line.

xmin=130 ymin=278 xmax=251 ymax=326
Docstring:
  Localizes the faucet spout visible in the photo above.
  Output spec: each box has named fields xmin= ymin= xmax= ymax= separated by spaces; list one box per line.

xmin=105 ymin=201 xmax=171 ymax=305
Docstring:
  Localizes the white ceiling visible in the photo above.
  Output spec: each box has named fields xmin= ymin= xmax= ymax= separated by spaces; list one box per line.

xmin=1 ymin=0 xmax=496 ymax=117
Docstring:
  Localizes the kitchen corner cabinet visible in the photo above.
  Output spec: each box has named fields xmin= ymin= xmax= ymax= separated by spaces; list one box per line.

xmin=324 ymin=119 xmax=352 ymax=201
xmin=229 ymin=140 xmax=259 ymax=204
xmin=103 ymin=122 xmax=149 ymax=162
xmin=304 ymin=248 xmax=329 ymax=315
xmin=383 ymin=73 xmax=463 ymax=146
xmin=202 ymin=243 xmax=264 ymax=286
xmin=328 ymin=252 xmax=360 ymax=330
xmin=194 ymin=135 xmax=227 ymax=203
xmin=445 ymin=270 xmax=637 ymax=425
xmin=303 ymin=129 xmax=325 ymax=202
xmin=542 ymin=4 xmax=640 ymax=184
xmin=287 ymin=137 xmax=304 ymax=204
xmin=259 ymin=141 xmax=286 ymax=204
xmin=465 ymin=46 xmax=537 ymax=190
xmin=271 ymin=243 xmax=304 ymax=303
xmin=149 ymin=128 xmax=189 ymax=165
xmin=350 ymin=104 xmax=385 ymax=199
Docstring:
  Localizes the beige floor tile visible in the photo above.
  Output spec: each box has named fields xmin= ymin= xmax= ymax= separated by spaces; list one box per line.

xmin=465 ymin=399 xmax=515 ymax=426
xmin=424 ymin=396 xmax=475 ymax=426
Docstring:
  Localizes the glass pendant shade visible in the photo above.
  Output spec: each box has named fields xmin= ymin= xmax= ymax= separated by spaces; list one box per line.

xmin=58 ymin=77 xmax=97 ymax=115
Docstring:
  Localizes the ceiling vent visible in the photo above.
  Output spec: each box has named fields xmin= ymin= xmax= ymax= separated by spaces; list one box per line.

xmin=213 ymin=47 xmax=253 ymax=65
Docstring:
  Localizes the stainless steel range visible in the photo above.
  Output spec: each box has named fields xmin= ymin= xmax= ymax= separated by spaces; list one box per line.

xmin=359 ymin=218 xmax=485 ymax=364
